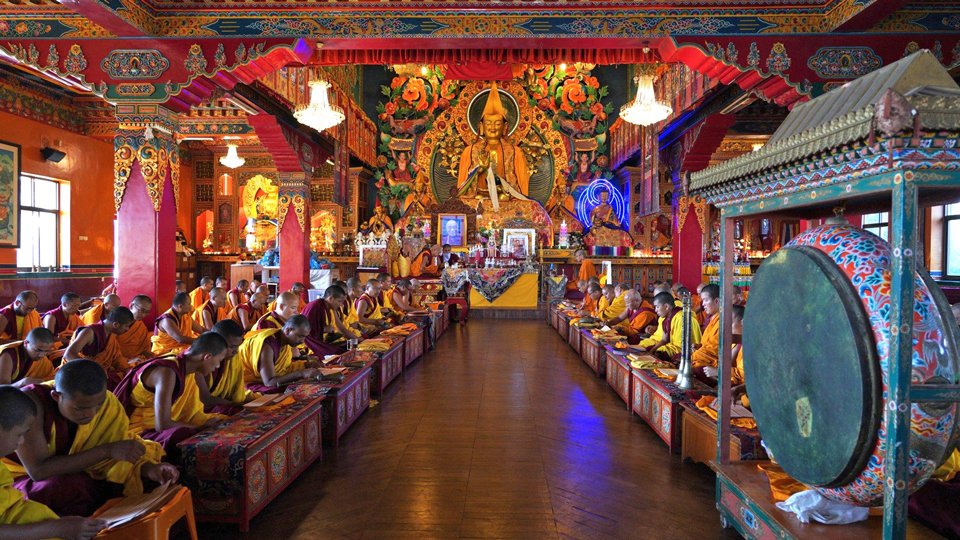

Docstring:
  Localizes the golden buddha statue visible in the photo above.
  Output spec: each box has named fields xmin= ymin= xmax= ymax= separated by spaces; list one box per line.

xmin=362 ymin=204 xmax=394 ymax=236
xmin=457 ymin=82 xmax=530 ymax=205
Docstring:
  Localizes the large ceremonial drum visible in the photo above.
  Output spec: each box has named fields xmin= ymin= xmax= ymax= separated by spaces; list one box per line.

xmin=743 ymin=222 xmax=960 ymax=506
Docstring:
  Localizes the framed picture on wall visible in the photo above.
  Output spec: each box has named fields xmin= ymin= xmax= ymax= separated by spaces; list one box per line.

xmin=438 ymin=213 xmax=467 ymax=247
xmin=0 ymin=140 xmax=21 ymax=248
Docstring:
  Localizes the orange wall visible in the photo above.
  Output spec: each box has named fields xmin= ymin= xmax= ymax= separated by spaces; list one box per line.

xmin=0 ymin=110 xmax=115 ymax=267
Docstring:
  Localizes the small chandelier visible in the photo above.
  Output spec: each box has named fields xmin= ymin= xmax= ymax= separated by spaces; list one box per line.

xmin=620 ymin=64 xmax=672 ymax=127
xmin=219 ymin=144 xmax=245 ymax=169
xmin=294 ymin=80 xmax=345 ymax=132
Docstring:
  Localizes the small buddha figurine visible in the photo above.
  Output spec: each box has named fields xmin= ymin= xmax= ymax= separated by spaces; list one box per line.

xmin=362 ymin=203 xmax=394 ymax=236
xmin=589 ymin=190 xmax=620 ymax=230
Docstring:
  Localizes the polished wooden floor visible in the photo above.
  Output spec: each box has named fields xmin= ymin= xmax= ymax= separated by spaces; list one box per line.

xmin=202 ymin=319 xmax=741 ymax=539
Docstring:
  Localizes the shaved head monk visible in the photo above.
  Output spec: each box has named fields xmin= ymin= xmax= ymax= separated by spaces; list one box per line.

xmin=231 ymin=291 xmax=266 ymax=332
xmin=0 ymin=328 xmax=57 ymax=387
xmin=355 ymin=279 xmax=388 ymax=329
xmin=608 ymin=290 xmax=658 ymax=342
xmin=580 ymin=283 xmax=602 ymax=317
xmin=227 ymin=279 xmax=249 ymax=312
xmin=116 ymin=295 xmax=153 ymax=361
xmin=241 ymin=315 xmax=319 ymax=393
xmin=151 ymin=292 xmax=205 ymax=356
xmin=188 ymin=277 xmax=215 ymax=310
xmin=193 ymin=286 xmax=229 ymax=331
xmin=64 ymin=307 xmax=136 ymax=389
xmin=198 ymin=320 xmax=258 ymax=415
xmin=302 ymin=285 xmax=357 ymax=357
xmin=258 ymin=291 xmax=301 ymax=330
xmin=596 ymin=284 xmax=626 ymax=322
xmin=0 ymin=290 xmax=41 ymax=341
xmin=80 ymin=294 xmax=120 ymax=326
xmin=10 ymin=360 xmax=177 ymax=517
xmin=175 ymin=280 xmax=187 ymax=294
xmin=266 ymin=283 xmax=306 ymax=315
xmin=0 ymin=386 xmax=107 ymax=538
xmin=637 ymin=292 xmax=702 ymax=361
xmin=42 ymin=292 xmax=82 ymax=346
xmin=691 ymin=284 xmax=722 ymax=375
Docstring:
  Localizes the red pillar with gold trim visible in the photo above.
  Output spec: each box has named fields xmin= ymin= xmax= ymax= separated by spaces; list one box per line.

xmin=674 ymin=195 xmax=706 ymax=290
xmin=114 ymin=129 xmax=180 ymax=324
xmin=277 ymin=172 xmax=310 ymax=292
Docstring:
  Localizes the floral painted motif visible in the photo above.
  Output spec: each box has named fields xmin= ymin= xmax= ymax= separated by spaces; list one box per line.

xmin=747 ymin=42 xmax=760 ymax=67
xmin=765 ymin=42 xmax=791 ymax=73
xmin=807 ymin=47 xmax=882 ymax=79
xmin=101 ymin=49 xmax=170 ymax=79
xmin=64 ymin=44 xmax=87 ymax=75
xmin=184 ymin=44 xmax=208 ymax=77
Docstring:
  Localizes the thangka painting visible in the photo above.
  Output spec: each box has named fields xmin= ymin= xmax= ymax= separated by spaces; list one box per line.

xmin=0 ymin=141 xmax=20 ymax=247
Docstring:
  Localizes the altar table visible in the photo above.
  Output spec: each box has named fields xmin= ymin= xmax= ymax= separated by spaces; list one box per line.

xmin=177 ymin=384 xmax=326 ymax=531
xmin=469 ymin=272 xmax=539 ymax=309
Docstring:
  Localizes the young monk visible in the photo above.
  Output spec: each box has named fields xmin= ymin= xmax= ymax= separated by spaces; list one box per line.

xmin=151 ymin=292 xmax=205 ymax=356
xmin=42 ymin=293 xmax=83 ymax=347
xmin=301 ymin=285 xmax=357 ymax=357
xmin=266 ymin=283 xmax=306 ymax=315
xmin=342 ymin=278 xmax=363 ymax=329
xmin=229 ymin=291 xmax=266 ymax=332
xmin=609 ymin=290 xmax=658 ymax=342
xmin=0 ymin=290 xmax=42 ymax=341
xmin=691 ymin=283 xmax=721 ymax=376
xmin=637 ymin=291 xmax=702 ymax=361
xmin=174 ymin=280 xmax=187 ymax=294
xmin=355 ymin=279 xmax=389 ymax=330
xmin=63 ymin=307 xmax=135 ymax=388
xmin=0 ymin=328 xmax=57 ymax=387
xmin=79 ymin=294 xmax=120 ymax=326
xmin=0 ymin=386 xmax=106 ymax=539
xmin=389 ymin=279 xmax=416 ymax=315
xmin=596 ymin=284 xmax=626 ymax=322
xmin=240 ymin=315 xmax=319 ymax=393
xmin=198 ymin=320 xmax=256 ymax=415
xmin=257 ymin=291 xmax=301 ymax=330
xmin=115 ymin=332 xmax=228 ymax=462
xmin=10 ymin=360 xmax=177 ymax=517
xmin=116 ymin=295 xmax=153 ymax=361
xmin=226 ymin=279 xmax=249 ymax=312
xmin=188 ymin=277 xmax=214 ymax=309
xmin=193 ymin=287 xmax=229 ymax=331
xmin=579 ymin=283 xmax=602 ymax=317
xmin=376 ymin=273 xmax=394 ymax=309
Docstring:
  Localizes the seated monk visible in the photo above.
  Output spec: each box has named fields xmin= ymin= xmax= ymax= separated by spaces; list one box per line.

xmin=0 ymin=290 xmax=42 ymax=342
xmin=0 ymin=386 xmax=106 ymax=538
xmin=215 ymin=276 xmax=229 ymax=291
xmin=729 ymin=305 xmax=747 ymax=403
xmin=579 ymin=283 xmax=602 ymax=317
xmin=114 ymin=332 xmax=228 ymax=462
xmin=909 ymin=448 xmax=960 ymax=539
xmin=198 ymin=320 xmax=258 ymax=415
xmin=150 ymin=292 xmax=205 ymax=356
xmin=226 ymin=279 xmax=248 ymax=313
xmin=79 ymin=294 xmax=120 ymax=327
xmin=230 ymin=292 xmax=266 ymax=332
xmin=257 ymin=291 xmax=301 ymax=330
xmin=302 ymin=285 xmax=357 ymax=357
xmin=410 ymin=246 xmax=438 ymax=278
xmin=192 ymin=287 xmax=229 ymax=331
xmin=240 ymin=315 xmax=319 ymax=393
xmin=175 ymin=279 xmax=187 ymax=294
xmin=376 ymin=273 xmax=393 ymax=307
xmin=608 ymin=290 xmax=658 ymax=342
xmin=41 ymin=292 xmax=82 ymax=347
xmin=266 ymin=283 xmax=306 ymax=315
xmin=355 ymin=279 xmax=389 ymax=331
xmin=248 ymin=279 xmax=262 ymax=298
xmin=0 ymin=328 xmax=57 ymax=387
xmin=63 ymin=307 xmax=135 ymax=389
xmin=389 ymin=279 xmax=416 ymax=315
xmin=116 ymin=295 xmax=153 ymax=361
xmin=595 ymin=284 xmax=626 ymax=322
xmin=693 ymin=283 xmax=707 ymax=327
xmin=637 ymin=291 xmax=702 ymax=362
xmin=188 ymin=277 xmax=214 ymax=310
xmin=575 ymin=249 xmax=597 ymax=283
xmin=9 ymin=361 xmax=177 ymax=517
xmin=342 ymin=278 xmax=363 ymax=330
xmin=691 ymin=283 xmax=721 ymax=379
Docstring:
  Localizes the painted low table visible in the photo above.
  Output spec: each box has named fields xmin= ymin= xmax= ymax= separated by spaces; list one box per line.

xmin=178 ymin=384 xmax=326 ymax=532
xmin=579 ymin=330 xmax=606 ymax=377
xmin=630 ymin=369 xmax=709 ymax=453
xmin=351 ymin=345 xmax=401 ymax=400
xmin=403 ymin=327 xmax=425 ymax=367
xmin=679 ymin=401 xmax=766 ymax=465
xmin=558 ymin=314 xmax=571 ymax=343
xmin=320 ymin=359 xmax=373 ymax=447
xmin=603 ymin=346 xmax=632 ymax=410
xmin=568 ymin=323 xmax=582 ymax=355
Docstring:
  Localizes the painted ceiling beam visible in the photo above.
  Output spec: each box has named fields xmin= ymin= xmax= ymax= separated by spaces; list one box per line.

xmin=831 ymin=0 xmax=910 ymax=32
xmin=60 ymin=0 xmax=153 ymax=37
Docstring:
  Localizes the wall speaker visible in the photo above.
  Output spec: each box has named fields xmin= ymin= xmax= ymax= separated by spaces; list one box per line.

xmin=41 ymin=147 xmax=66 ymax=163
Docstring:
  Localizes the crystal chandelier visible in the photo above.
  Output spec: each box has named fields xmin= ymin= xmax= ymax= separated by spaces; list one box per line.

xmin=219 ymin=144 xmax=245 ymax=169
xmin=294 ymin=80 xmax=345 ymax=132
xmin=620 ymin=65 xmax=672 ymax=127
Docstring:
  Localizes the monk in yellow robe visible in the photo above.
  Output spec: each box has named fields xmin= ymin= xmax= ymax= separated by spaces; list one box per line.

xmin=257 ymin=291 xmax=301 ymax=330
xmin=355 ymin=279 xmax=389 ymax=330
xmin=226 ymin=279 xmax=249 ymax=313
xmin=193 ymin=287 xmax=230 ymax=331
xmin=638 ymin=292 xmax=702 ymax=361
xmin=0 ymin=328 xmax=56 ymax=387
xmin=197 ymin=320 xmax=258 ymax=415
xmin=596 ymin=285 xmax=626 ymax=322
xmin=579 ymin=283 xmax=602 ymax=317
xmin=188 ymin=277 xmax=214 ymax=311
xmin=116 ymin=295 xmax=153 ymax=361
xmin=0 ymin=386 xmax=106 ymax=537
xmin=63 ymin=307 xmax=135 ymax=389
xmin=114 ymin=332 xmax=228 ymax=463
xmin=79 ymin=294 xmax=120 ymax=327
xmin=608 ymin=291 xmax=658 ymax=342
xmin=692 ymin=283 xmax=721 ymax=370
xmin=9 ymin=360 xmax=177 ymax=517
xmin=230 ymin=292 xmax=266 ymax=332
xmin=0 ymin=290 xmax=42 ymax=342
xmin=41 ymin=292 xmax=82 ymax=348
xmin=389 ymin=279 xmax=416 ymax=315
xmin=342 ymin=278 xmax=363 ymax=330
xmin=240 ymin=316 xmax=318 ymax=393
xmin=265 ymin=282 xmax=306 ymax=315
xmin=410 ymin=246 xmax=438 ymax=278
xmin=150 ymin=292 xmax=205 ymax=356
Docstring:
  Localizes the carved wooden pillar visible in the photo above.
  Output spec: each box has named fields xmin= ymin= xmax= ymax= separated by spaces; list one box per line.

xmin=114 ymin=128 xmax=181 ymax=324
xmin=672 ymin=169 xmax=705 ymax=290
xmin=277 ymin=171 xmax=310 ymax=292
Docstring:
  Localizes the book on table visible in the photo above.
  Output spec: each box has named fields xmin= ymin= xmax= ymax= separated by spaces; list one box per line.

xmin=96 ymin=482 xmax=179 ymax=529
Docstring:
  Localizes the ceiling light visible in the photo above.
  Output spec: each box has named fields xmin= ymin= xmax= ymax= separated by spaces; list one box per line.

xmin=294 ymin=80 xmax=345 ymax=132
xmin=620 ymin=65 xmax=672 ymax=127
xmin=219 ymin=144 xmax=245 ymax=169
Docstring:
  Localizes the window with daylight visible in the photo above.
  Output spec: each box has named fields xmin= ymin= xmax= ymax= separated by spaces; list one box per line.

xmin=944 ymin=202 xmax=960 ymax=280
xmin=17 ymin=174 xmax=69 ymax=270
xmin=861 ymin=212 xmax=889 ymax=242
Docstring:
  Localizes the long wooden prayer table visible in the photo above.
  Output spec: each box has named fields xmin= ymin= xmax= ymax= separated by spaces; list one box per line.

xmin=578 ymin=329 xmax=607 ymax=377
xmin=317 ymin=351 xmax=373 ymax=447
xmin=558 ymin=312 xmax=571 ymax=343
xmin=568 ymin=322 xmax=583 ymax=355
xmin=402 ymin=312 xmax=434 ymax=353
xmin=177 ymin=384 xmax=327 ymax=532
xmin=714 ymin=461 xmax=941 ymax=539
xmin=402 ymin=327 xmax=425 ymax=367
xmin=679 ymin=401 xmax=766 ymax=465
xmin=603 ymin=346 xmax=632 ymax=410
xmin=357 ymin=337 xmax=404 ymax=399
xmin=630 ymin=368 xmax=710 ymax=454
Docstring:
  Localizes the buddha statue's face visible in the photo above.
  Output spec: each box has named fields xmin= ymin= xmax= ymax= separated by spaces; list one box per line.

xmin=599 ymin=191 xmax=609 ymax=204
xmin=481 ymin=114 xmax=505 ymax=140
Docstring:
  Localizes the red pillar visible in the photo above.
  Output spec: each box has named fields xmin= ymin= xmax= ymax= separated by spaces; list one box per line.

xmin=115 ymin=152 xmax=177 ymax=326
xmin=673 ymin=198 xmax=705 ymax=290
xmin=278 ymin=172 xmax=310 ymax=292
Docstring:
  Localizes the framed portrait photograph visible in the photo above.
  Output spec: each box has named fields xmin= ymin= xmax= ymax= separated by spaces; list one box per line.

xmin=501 ymin=228 xmax=537 ymax=258
xmin=438 ymin=213 xmax=467 ymax=247
xmin=0 ymin=140 xmax=21 ymax=248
